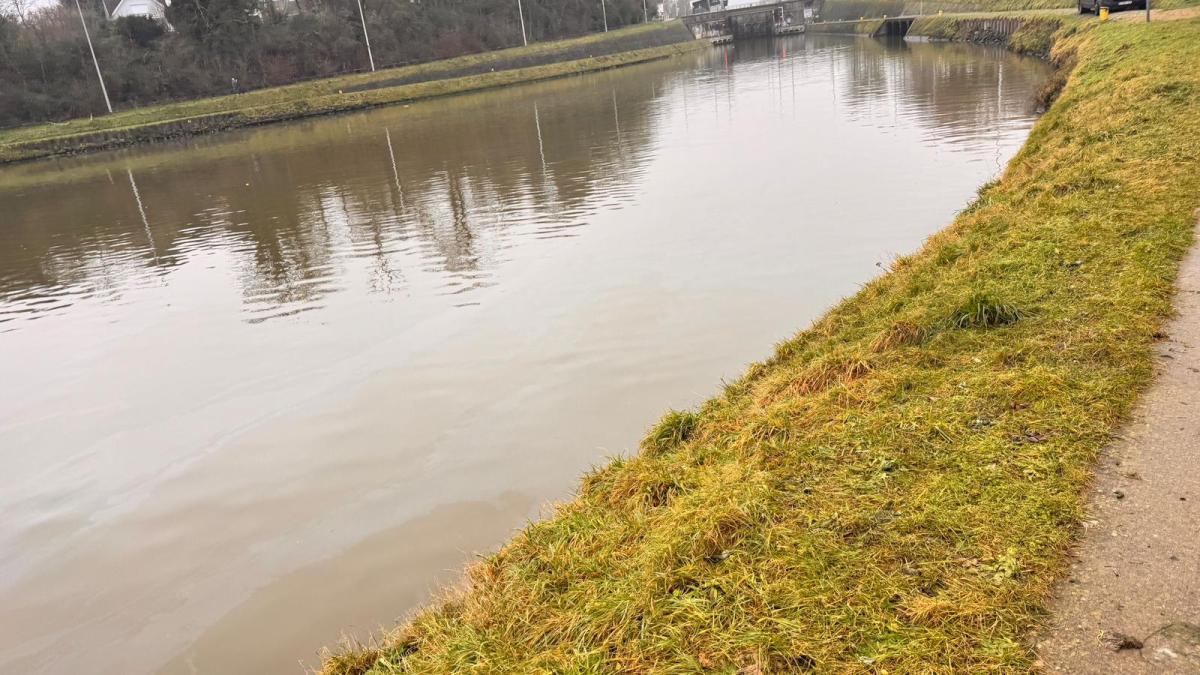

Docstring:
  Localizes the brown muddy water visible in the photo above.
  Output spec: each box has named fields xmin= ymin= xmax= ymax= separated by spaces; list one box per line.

xmin=0 ymin=36 xmax=1050 ymax=674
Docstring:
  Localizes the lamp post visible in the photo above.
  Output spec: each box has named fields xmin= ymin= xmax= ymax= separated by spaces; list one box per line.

xmin=600 ymin=0 xmax=608 ymax=31
xmin=355 ymin=0 xmax=376 ymax=71
xmin=74 ymin=0 xmax=112 ymax=113
xmin=517 ymin=0 xmax=528 ymax=45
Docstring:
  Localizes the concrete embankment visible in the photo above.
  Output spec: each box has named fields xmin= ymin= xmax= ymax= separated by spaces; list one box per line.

xmin=322 ymin=14 xmax=1200 ymax=675
xmin=0 ymin=22 xmax=701 ymax=165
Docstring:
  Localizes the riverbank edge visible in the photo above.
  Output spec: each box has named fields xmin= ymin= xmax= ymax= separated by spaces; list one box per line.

xmin=808 ymin=11 xmax=1082 ymax=57
xmin=316 ymin=16 xmax=1200 ymax=673
xmin=0 ymin=24 xmax=703 ymax=166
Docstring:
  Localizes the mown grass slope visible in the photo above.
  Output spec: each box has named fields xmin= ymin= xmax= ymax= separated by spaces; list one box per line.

xmin=323 ymin=16 xmax=1200 ymax=674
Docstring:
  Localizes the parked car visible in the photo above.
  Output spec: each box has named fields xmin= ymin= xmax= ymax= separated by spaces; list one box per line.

xmin=1078 ymin=0 xmax=1145 ymax=13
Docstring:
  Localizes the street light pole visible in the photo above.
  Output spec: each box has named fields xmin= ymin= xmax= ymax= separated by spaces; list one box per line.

xmin=600 ymin=0 xmax=608 ymax=31
xmin=643 ymin=0 xmax=649 ymax=22
xmin=356 ymin=0 xmax=376 ymax=72
xmin=74 ymin=0 xmax=112 ymax=113
xmin=517 ymin=0 xmax=528 ymax=45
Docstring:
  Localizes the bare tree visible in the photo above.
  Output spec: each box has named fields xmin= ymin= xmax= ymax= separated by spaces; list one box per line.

xmin=1 ymin=0 xmax=33 ymax=23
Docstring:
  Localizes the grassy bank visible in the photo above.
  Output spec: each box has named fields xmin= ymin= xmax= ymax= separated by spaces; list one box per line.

xmin=323 ymin=15 xmax=1200 ymax=674
xmin=807 ymin=18 xmax=888 ymax=34
xmin=0 ymin=22 xmax=698 ymax=165
xmin=910 ymin=13 xmax=1084 ymax=56
xmin=809 ymin=12 xmax=1081 ymax=46
xmin=816 ymin=0 xmax=1074 ymax=21
xmin=817 ymin=0 xmax=1196 ymax=22
xmin=809 ymin=6 xmax=1083 ymax=43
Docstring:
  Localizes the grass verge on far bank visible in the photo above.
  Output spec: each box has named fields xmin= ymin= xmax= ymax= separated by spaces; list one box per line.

xmin=910 ymin=13 xmax=1085 ymax=56
xmin=817 ymin=0 xmax=1075 ymax=22
xmin=323 ymin=16 xmax=1200 ymax=674
xmin=818 ymin=0 xmax=1197 ymax=19
xmin=0 ymin=22 xmax=698 ymax=165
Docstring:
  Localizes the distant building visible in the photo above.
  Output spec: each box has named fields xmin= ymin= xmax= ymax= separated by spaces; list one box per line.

xmin=269 ymin=0 xmax=300 ymax=16
xmin=690 ymin=0 xmax=727 ymax=13
xmin=108 ymin=0 xmax=168 ymax=21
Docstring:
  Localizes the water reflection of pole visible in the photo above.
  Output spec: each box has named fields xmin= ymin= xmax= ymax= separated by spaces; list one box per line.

xmin=714 ymin=70 xmax=719 ymax=123
xmin=612 ymin=90 xmax=622 ymax=145
xmin=366 ymin=131 xmax=402 ymax=293
xmin=777 ymin=45 xmax=785 ymax=111
xmin=892 ymin=55 xmax=898 ymax=126
xmin=126 ymin=169 xmax=159 ymax=267
xmin=682 ymin=73 xmax=690 ymax=133
xmin=994 ymin=61 xmax=1005 ymax=173
xmin=997 ymin=61 xmax=1003 ymax=118
xmin=830 ymin=48 xmax=838 ymax=109
xmin=727 ymin=54 xmax=734 ymax=120
xmin=790 ymin=42 xmax=797 ymax=116
xmin=385 ymin=128 xmax=406 ymax=212
xmin=534 ymin=102 xmax=548 ymax=177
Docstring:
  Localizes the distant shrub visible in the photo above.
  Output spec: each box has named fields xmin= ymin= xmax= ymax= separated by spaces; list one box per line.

xmin=948 ymin=292 xmax=1022 ymax=329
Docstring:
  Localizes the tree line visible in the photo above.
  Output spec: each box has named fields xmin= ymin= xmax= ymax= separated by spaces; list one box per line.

xmin=0 ymin=0 xmax=652 ymax=127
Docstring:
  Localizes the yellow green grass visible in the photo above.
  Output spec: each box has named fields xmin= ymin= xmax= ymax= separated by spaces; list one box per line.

xmin=0 ymin=22 xmax=698 ymax=164
xmin=322 ymin=15 xmax=1200 ymax=674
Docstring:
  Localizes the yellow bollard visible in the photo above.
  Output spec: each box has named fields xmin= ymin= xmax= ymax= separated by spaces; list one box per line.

xmin=1100 ymin=6 xmax=1110 ymax=20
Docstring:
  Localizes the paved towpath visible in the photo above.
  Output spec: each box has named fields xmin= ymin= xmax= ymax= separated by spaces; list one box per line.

xmin=1039 ymin=224 xmax=1200 ymax=672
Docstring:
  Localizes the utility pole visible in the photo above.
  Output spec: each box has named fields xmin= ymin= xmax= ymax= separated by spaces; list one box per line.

xmin=74 ymin=0 xmax=112 ymax=113
xmin=642 ymin=0 xmax=649 ymax=22
xmin=1146 ymin=0 xmax=1150 ymax=21
xmin=356 ymin=0 xmax=376 ymax=71
xmin=517 ymin=0 xmax=528 ymax=45
xmin=600 ymin=0 xmax=608 ymax=31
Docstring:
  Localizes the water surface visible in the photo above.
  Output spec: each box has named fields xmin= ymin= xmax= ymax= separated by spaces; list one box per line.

xmin=0 ymin=35 xmax=1049 ymax=674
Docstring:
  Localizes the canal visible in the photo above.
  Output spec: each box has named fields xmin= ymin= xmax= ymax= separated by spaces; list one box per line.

xmin=0 ymin=35 xmax=1050 ymax=673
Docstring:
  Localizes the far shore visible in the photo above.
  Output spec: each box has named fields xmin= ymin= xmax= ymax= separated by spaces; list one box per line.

xmin=0 ymin=21 xmax=700 ymax=165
